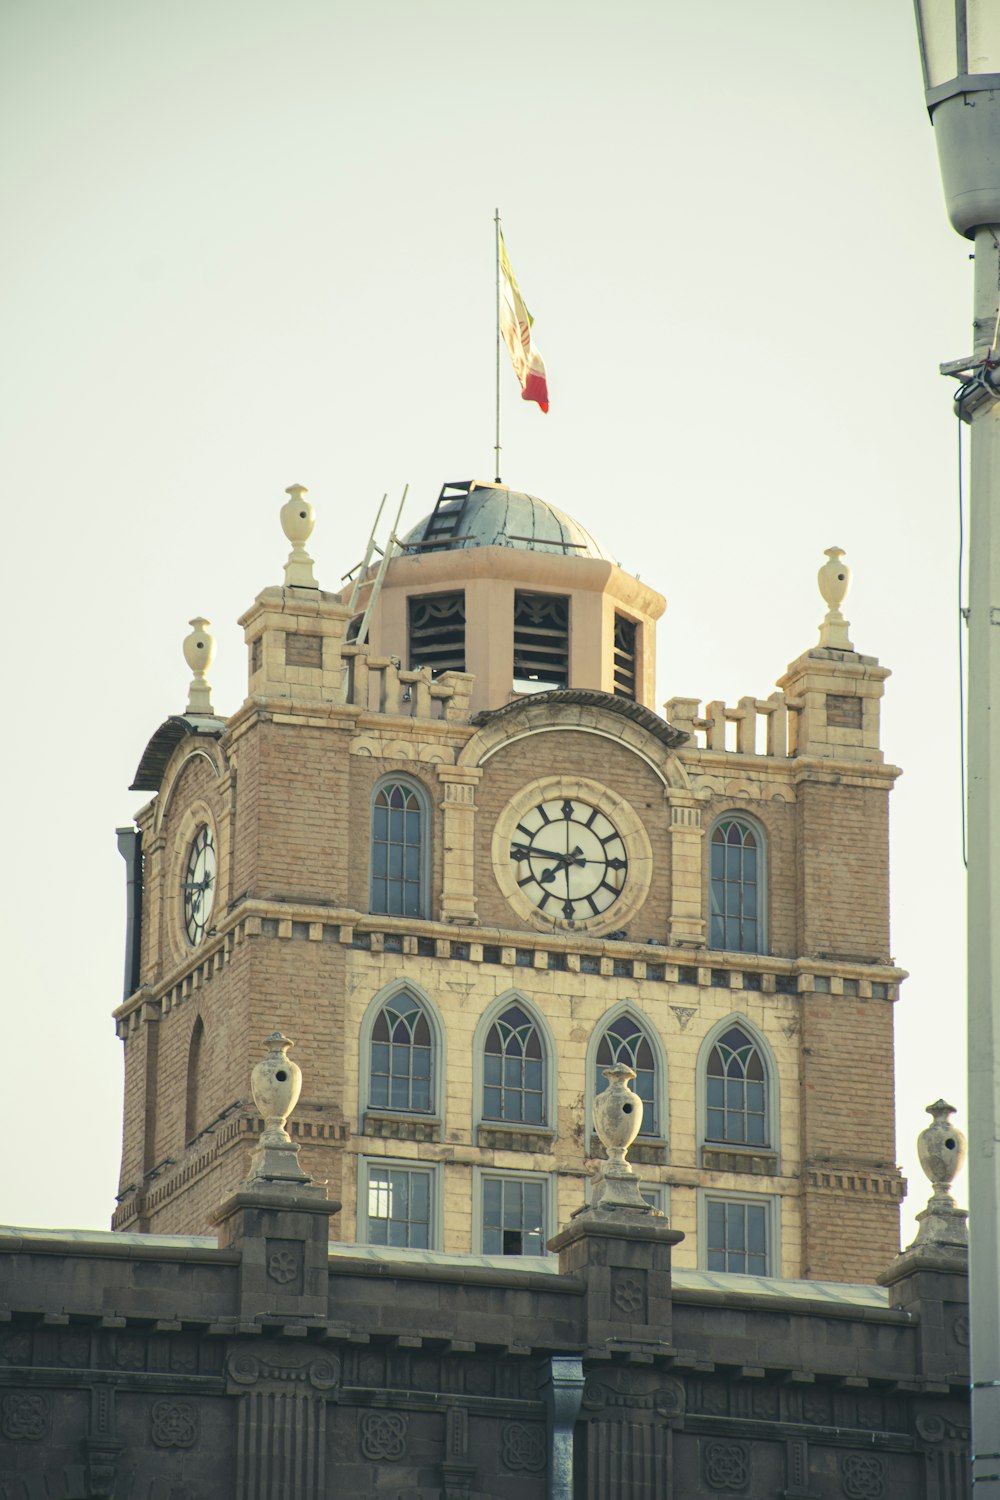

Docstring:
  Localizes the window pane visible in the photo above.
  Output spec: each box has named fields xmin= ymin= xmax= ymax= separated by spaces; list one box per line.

xmin=748 ymin=1205 xmax=766 ymax=1252
xmin=366 ymin=1166 xmax=433 ymax=1249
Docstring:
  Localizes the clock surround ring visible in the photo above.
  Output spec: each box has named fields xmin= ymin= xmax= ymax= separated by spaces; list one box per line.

xmin=491 ymin=775 xmax=653 ymax=936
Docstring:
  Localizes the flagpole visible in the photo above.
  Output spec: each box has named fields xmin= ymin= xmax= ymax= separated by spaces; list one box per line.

xmin=494 ymin=207 xmax=502 ymax=483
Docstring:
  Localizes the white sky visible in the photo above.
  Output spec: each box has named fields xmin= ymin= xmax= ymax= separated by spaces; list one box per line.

xmin=1 ymin=1 xmax=971 ymax=1245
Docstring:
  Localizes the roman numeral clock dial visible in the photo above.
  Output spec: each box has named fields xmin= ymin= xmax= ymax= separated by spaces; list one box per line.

xmin=510 ymin=798 xmax=628 ymax=923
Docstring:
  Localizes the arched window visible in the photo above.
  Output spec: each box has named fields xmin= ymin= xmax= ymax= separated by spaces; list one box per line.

xmin=483 ymin=1004 xmax=545 ymax=1124
xmin=369 ymin=991 xmax=433 ymax=1114
xmin=185 ymin=1016 xmax=206 ymax=1144
xmin=370 ymin=779 xmax=428 ymax=918
xmin=595 ymin=1011 xmax=658 ymax=1136
xmin=710 ymin=816 xmax=763 ymax=953
xmin=705 ymin=1025 xmax=768 ymax=1147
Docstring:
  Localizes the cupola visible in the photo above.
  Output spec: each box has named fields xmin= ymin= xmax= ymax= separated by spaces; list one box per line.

xmin=345 ymin=480 xmax=666 ymax=715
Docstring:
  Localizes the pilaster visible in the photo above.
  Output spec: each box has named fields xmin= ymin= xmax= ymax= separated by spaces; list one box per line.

xmin=665 ymin=790 xmax=704 ymax=947
xmin=437 ymin=765 xmax=483 ymax=924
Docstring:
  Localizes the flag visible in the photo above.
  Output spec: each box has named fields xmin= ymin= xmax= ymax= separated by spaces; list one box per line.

xmin=499 ymin=233 xmax=549 ymax=413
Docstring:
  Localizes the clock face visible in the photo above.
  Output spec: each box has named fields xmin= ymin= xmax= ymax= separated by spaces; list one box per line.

xmin=510 ymin=797 xmax=628 ymax=923
xmin=182 ymin=825 xmax=216 ymax=945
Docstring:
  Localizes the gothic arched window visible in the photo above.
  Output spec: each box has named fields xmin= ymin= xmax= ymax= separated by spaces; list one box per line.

xmin=483 ymin=1004 xmax=546 ymax=1125
xmin=595 ymin=1011 xmax=658 ymax=1136
xmin=185 ymin=1016 xmax=206 ymax=1144
xmin=369 ymin=991 xmax=434 ymax=1114
xmin=709 ymin=816 xmax=764 ymax=953
xmin=370 ymin=779 xmax=428 ymax=918
xmin=705 ymin=1025 xmax=768 ymax=1147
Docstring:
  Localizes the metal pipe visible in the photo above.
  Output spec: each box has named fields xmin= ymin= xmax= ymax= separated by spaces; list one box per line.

xmin=116 ymin=826 xmax=143 ymax=1000
xmin=495 ymin=207 xmax=502 ymax=483
xmin=967 ymin=225 xmax=1000 ymax=1497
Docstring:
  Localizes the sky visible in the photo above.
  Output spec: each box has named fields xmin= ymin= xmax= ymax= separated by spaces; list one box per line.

xmin=1 ymin=1 xmax=973 ymax=1243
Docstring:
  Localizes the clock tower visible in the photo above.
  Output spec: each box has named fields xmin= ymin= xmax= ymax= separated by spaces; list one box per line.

xmin=114 ymin=480 xmax=905 ymax=1283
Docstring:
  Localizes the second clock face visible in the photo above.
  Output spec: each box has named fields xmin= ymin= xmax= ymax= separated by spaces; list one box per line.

xmin=183 ymin=824 xmax=216 ymax=946
xmin=510 ymin=797 xmax=628 ymax=922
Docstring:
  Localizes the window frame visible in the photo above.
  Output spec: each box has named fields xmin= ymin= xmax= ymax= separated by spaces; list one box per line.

xmin=358 ymin=1157 xmax=441 ymax=1250
xmin=473 ymin=1167 xmax=552 ymax=1257
xmin=369 ymin=774 xmax=432 ymax=920
xmin=407 ymin=589 xmax=467 ymax=675
xmin=472 ymin=992 xmax=556 ymax=1132
xmin=585 ymin=1003 xmax=667 ymax=1143
xmin=695 ymin=1014 xmax=780 ymax=1170
xmin=708 ymin=811 xmax=768 ymax=955
xmin=512 ymin=589 xmax=570 ymax=693
xmin=697 ymin=1189 xmax=779 ymax=1277
xmin=357 ymin=980 xmax=445 ymax=1130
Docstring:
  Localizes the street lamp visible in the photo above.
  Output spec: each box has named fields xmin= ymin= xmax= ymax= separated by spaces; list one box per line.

xmin=914 ymin=3 xmax=1000 ymax=1491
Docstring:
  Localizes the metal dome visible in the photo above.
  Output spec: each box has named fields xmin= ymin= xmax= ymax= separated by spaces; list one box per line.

xmin=400 ymin=480 xmax=612 ymax=560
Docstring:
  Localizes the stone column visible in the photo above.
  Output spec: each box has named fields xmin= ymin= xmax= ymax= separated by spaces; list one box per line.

xmin=437 ymin=766 xmax=482 ymax=924
xmin=666 ymin=790 xmax=704 ymax=947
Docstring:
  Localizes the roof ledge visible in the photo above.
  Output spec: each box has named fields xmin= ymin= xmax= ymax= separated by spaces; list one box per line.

xmin=470 ymin=689 xmax=689 ymax=750
xmin=130 ymin=714 xmax=227 ymax=792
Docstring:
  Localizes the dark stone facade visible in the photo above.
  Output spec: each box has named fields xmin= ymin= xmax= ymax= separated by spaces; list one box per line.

xmin=0 ymin=1187 xmax=971 ymax=1498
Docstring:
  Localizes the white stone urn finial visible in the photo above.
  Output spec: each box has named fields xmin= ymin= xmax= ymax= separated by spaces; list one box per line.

xmin=909 ymin=1098 xmax=968 ymax=1248
xmin=245 ymin=1032 xmax=310 ymax=1185
xmin=585 ymin=1063 xmax=657 ymax=1213
xmin=183 ymin=617 xmax=215 ymax=715
xmin=593 ymin=1063 xmax=644 ymax=1174
xmin=817 ymin=546 xmax=854 ymax=650
xmin=280 ymin=483 xmax=318 ymax=588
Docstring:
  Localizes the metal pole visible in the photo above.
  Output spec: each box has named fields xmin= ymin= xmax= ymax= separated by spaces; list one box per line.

xmin=495 ymin=207 xmax=502 ymax=483
xmin=967 ymin=224 xmax=1000 ymax=1497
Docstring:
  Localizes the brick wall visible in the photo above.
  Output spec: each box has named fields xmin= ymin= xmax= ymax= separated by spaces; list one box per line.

xmin=797 ymin=780 xmax=890 ymax=961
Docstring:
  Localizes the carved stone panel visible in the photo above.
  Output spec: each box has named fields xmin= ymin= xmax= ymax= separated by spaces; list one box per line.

xmin=266 ymin=1237 xmax=305 ymax=1294
xmin=704 ymin=1439 xmax=751 ymax=1491
xmin=840 ymin=1453 xmax=886 ymax=1499
xmin=150 ymin=1400 xmax=199 ymax=1449
xmin=0 ymin=1392 xmax=49 ymax=1441
xmin=360 ymin=1410 xmax=407 ymax=1461
xmin=610 ymin=1267 xmax=648 ymax=1320
xmin=501 ymin=1422 xmax=546 ymax=1473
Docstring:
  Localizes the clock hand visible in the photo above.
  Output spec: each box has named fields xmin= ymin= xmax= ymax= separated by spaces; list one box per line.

xmin=512 ymin=844 xmax=576 ymax=863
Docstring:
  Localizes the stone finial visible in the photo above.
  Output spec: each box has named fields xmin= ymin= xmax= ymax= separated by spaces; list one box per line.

xmin=909 ymin=1099 xmax=968 ymax=1249
xmin=582 ymin=1064 xmax=660 ymax=1215
xmin=245 ymin=1032 xmax=310 ymax=1185
xmin=280 ymin=483 xmax=318 ymax=588
xmin=183 ymin=617 xmax=215 ymax=715
xmin=817 ymin=546 xmax=854 ymax=649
